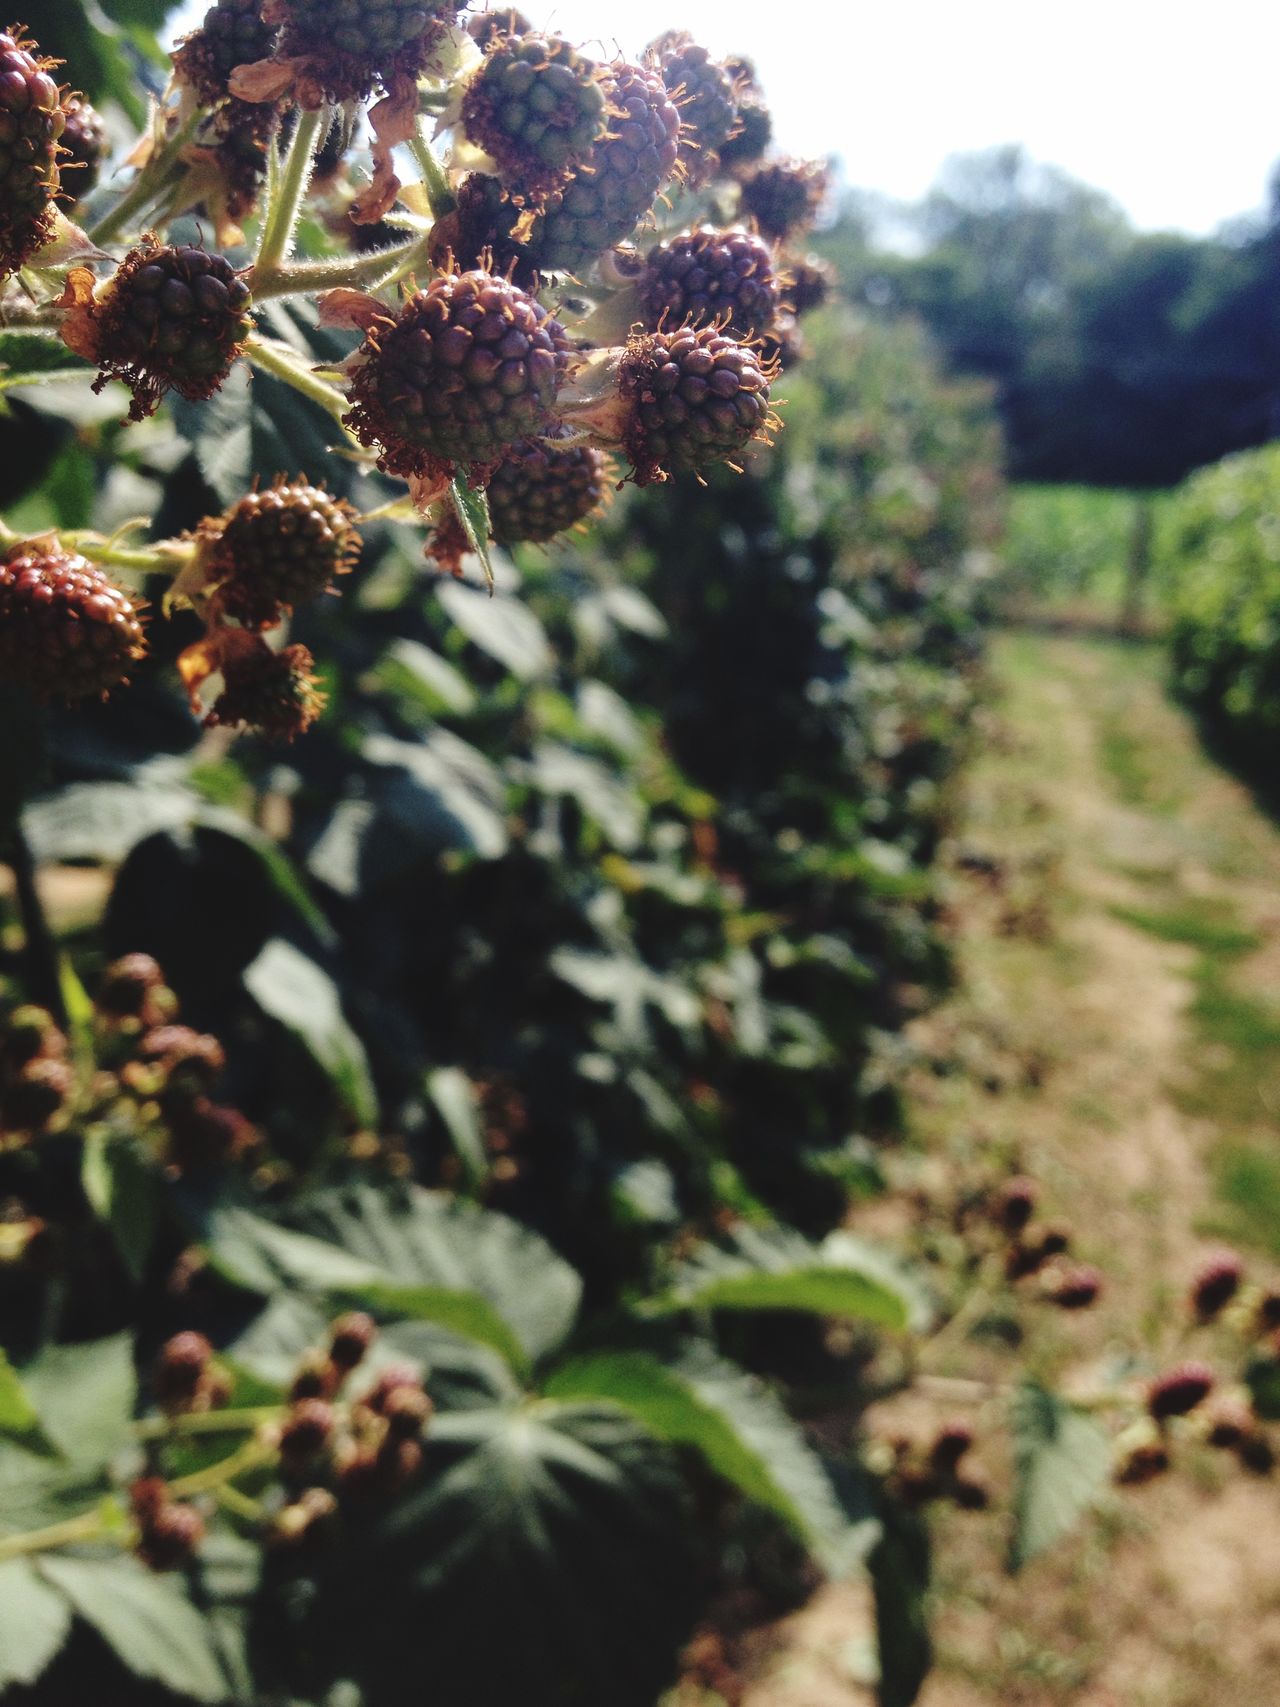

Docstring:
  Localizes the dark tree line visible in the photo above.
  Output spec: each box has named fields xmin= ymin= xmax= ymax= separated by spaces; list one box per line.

xmin=821 ymin=146 xmax=1280 ymax=488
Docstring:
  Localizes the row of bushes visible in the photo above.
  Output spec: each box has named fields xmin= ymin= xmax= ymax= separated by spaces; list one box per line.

xmin=0 ymin=304 xmax=1000 ymax=1706
xmin=1161 ymin=442 xmax=1280 ymax=758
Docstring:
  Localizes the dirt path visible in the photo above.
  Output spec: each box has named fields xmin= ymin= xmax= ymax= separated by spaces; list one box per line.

xmin=739 ymin=632 xmax=1280 ymax=1707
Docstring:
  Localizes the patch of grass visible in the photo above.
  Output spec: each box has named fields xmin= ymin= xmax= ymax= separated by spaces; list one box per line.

xmin=1190 ymin=968 xmax=1280 ymax=1055
xmin=1109 ymin=900 xmax=1260 ymax=957
xmin=1208 ymin=1142 xmax=1280 ymax=1257
xmin=1099 ymin=724 xmax=1154 ymax=806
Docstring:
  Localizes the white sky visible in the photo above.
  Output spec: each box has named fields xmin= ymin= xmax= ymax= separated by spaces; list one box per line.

xmin=167 ymin=0 xmax=1279 ymax=235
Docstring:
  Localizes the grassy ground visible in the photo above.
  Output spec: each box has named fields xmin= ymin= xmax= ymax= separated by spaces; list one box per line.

xmin=736 ymin=630 xmax=1280 ymax=1706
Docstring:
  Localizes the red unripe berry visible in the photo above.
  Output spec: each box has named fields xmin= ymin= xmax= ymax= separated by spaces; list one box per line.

xmin=0 ymin=545 xmax=146 ymax=702
xmin=928 ymin=1422 xmax=974 ymax=1472
xmin=1045 ymin=1263 xmax=1103 ymax=1309
xmin=1148 ymin=1360 xmax=1215 ymax=1420
xmin=328 ymin=1311 xmax=377 ymax=1369
xmin=279 ymin=1397 xmax=336 ymax=1464
xmin=1190 ymin=1248 xmax=1244 ymax=1319
xmin=994 ymin=1175 xmax=1037 ymax=1235
xmin=137 ymin=1500 xmax=205 ymax=1570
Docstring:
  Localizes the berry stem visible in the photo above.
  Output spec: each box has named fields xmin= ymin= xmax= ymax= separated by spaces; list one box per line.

xmin=167 ymin=1434 xmax=277 ymax=1500
xmin=250 ymin=238 xmax=425 ymax=301
xmin=132 ymin=1404 xmax=283 ymax=1442
xmin=408 ymin=126 xmax=457 ymax=219
xmin=59 ymin=534 xmax=195 ymax=578
xmin=243 ymin=333 xmax=353 ymax=429
xmin=0 ymin=1506 xmax=116 ymax=1564
xmin=252 ymin=106 xmax=325 ymax=283
xmin=87 ymin=110 xmax=203 ymax=249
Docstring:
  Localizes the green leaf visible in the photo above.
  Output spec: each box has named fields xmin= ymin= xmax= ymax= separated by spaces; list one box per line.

xmin=21 ymin=1334 xmax=136 ymax=1464
xmin=301 ymin=1402 xmax=701 ymax=1707
xmin=38 ymin=1555 xmax=228 ymax=1703
xmin=204 ymin=1185 xmax=581 ymax=1375
xmin=448 ymin=475 xmax=496 ymax=591
xmin=425 ymin=1066 xmax=487 ymax=1184
xmin=544 ymin=1346 xmax=875 ymax=1572
xmin=0 ymin=1559 xmax=72 ymax=1689
xmin=1245 ymin=1353 xmax=1280 ymax=1420
xmin=57 ymin=957 xmax=95 ymax=1060
xmin=437 ymin=578 xmax=555 ymax=679
xmin=81 ymin=1132 xmax=159 ymax=1284
xmin=1009 ymin=1381 xmax=1111 ymax=1570
xmin=243 ymin=938 xmax=377 ymax=1125
xmin=374 ymin=638 xmax=477 ymax=716
xmin=0 ymin=332 xmax=94 ymax=383
xmin=647 ymin=1225 xmax=928 ymax=1332
xmin=0 ymin=1349 xmax=47 ymax=1451
xmin=286 ymin=1184 xmax=582 ymax=1368
xmin=870 ymin=1502 xmax=932 ymax=1707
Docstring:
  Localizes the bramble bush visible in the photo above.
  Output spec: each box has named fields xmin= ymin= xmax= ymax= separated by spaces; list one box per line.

xmin=1161 ymin=443 xmax=1280 ymax=762
xmin=0 ymin=7 xmax=1277 ymax=1707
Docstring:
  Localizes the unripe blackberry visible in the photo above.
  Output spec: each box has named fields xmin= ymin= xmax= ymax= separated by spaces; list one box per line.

xmin=994 ymin=1175 xmax=1037 ymax=1235
xmin=328 ymin=1311 xmax=377 ymax=1370
xmin=204 ymin=97 xmax=282 ymax=226
xmin=271 ymin=0 xmax=460 ymax=101
xmin=641 ymin=227 xmax=780 ymax=341
xmin=1205 ymin=1397 xmax=1255 ymax=1450
xmin=66 ymin=239 xmax=253 ymax=421
xmin=1148 ymin=1360 xmax=1215 ymax=1420
xmin=1190 ymin=1248 xmax=1243 ymax=1319
xmin=290 ymin=1350 xmax=340 ymax=1402
xmin=928 ymin=1422 xmax=973 ymax=1472
xmin=58 ymin=96 xmax=108 ymax=207
xmin=203 ymin=479 xmax=361 ymax=630
xmin=204 ymin=640 xmax=326 ymax=742
xmin=173 ymin=0 xmax=278 ymax=103
xmin=614 ymin=324 xmax=776 ymax=486
xmin=382 ymin=1383 xmax=433 ymax=1440
xmin=1045 ymin=1263 xmax=1103 ymax=1309
xmin=279 ymin=1397 xmax=336 ymax=1465
xmin=464 ymin=31 xmax=607 ymax=198
xmin=361 ymin=1362 xmax=422 ymax=1413
xmin=529 ymin=62 xmax=680 ymax=274
xmin=486 ymin=438 xmax=608 ymax=545
xmin=137 ymin=1500 xmax=205 ymax=1570
xmin=136 ymin=1025 xmax=226 ymax=1091
xmin=1113 ymin=1422 xmax=1169 ymax=1486
xmin=739 ymin=157 xmax=831 ymax=242
xmin=155 ymin=1331 xmax=213 ymax=1410
xmin=427 ymin=173 xmax=530 ymax=282
xmin=98 ymin=953 xmax=167 ymax=1020
xmin=3 ymin=1057 xmax=72 ymax=1131
xmin=4 ymin=1006 xmax=66 ymax=1067
xmin=0 ymin=545 xmax=146 ymax=702
xmin=0 ymin=29 xmax=67 ymax=277
xmin=165 ymin=1094 xmax=259 ymax=1171
xmin=786 ymin=255 xmax=834 ymax=316
xmin=649 ymin=32 xmax=736 ymax=180
xmin=718 ymin=96 xmax=771 ymax=173
xmin=951 ymin=1475 xmax=990 ymax=1511
xmin=270 ymin=1485 xmax=338 ymax=1547
xmin=462 ymin=33 xmax=607 ymax=200
xmin=467 ymin=8 xmax=532 ymax=47
xmin=345 ymin=270 xmax=571 ymax=477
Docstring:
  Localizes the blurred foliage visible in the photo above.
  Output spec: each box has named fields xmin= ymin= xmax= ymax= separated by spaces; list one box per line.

xmin=1001 ymin=484 xmax=1168 ymax=618
xmin=1161 ymin=443 xmax=1280 ymax=759
xmin=820 ymin=144 xmax=1280 ymax=488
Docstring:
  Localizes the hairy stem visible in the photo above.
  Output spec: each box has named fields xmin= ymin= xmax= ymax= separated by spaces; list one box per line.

xmin=409 ymin=128 xmax=457 ymax=219
xmin=132 ymin=1404 xmax=283 ymax=1442
xmin=252 ymin=107 xmax=324 ymax=282
xmin=244 ymin=333 xmax=353 ymax=429
xmin=251 ymin=237 xmax=424 ymax=301
xmin=60 ymin=534 xmax=196 ymax=578
xmin=88 ymin=110 xmax=203 ymax=248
